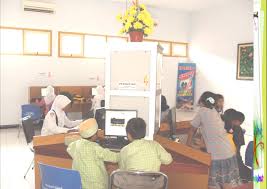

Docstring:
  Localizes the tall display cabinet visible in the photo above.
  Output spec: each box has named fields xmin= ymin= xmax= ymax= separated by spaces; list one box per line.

xmin=105 ymin=42 xmax=163 ymax=140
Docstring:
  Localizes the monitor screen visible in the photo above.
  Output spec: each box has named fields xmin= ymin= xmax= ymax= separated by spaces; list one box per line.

xmin=41 ymin=88 xmax=48 ymax=97
xmin=105 ymin=109 xmax=137 ymax=137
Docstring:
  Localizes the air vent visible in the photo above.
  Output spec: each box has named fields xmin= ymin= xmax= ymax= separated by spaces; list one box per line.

xmin=23 ymin=0 xmax=55 ymax=14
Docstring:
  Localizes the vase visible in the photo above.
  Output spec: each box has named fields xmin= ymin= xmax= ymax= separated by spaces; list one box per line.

xmin=129 ymin=31 xmax=144 ymax=42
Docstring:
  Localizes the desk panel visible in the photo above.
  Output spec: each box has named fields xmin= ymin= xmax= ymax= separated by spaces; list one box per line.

xmin=33 ymin=130 xmax=210 ymax=189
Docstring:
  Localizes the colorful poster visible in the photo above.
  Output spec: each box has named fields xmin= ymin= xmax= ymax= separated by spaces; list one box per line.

xmin=176 ymin=63 xmax=196 ymax=110
xmin=253 ymin=0 xmax=266 ymax=188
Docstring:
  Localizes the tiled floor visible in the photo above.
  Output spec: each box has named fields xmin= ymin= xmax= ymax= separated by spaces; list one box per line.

xmin=0 ymin=128 xmax=36 ymax=189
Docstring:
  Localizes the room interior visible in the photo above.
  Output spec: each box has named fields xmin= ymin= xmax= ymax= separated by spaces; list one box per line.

xmin=0 ymin=0 xmax=264 ymax=189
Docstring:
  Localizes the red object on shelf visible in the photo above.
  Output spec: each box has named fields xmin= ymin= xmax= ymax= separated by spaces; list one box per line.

xmin=129 ymin=31 xmax=144 ymax=42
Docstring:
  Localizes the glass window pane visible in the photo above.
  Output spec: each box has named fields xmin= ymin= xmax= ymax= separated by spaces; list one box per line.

xmin=159 ymin=42 xmax=171 ymax=56
xmin=84 ymin=35 xmax=106 ymax=58
xmin=24 ymin=30 xmax=51 ymax=55
xmin=172 ymin=43 xmax=188 ymax=57
xmin=60 ymin=33 xmax=83 ymax=57
xmin=107 ymin=37 xmax=127 ymax=45
xmin=0 ymin=28 xmax=23 ymax=54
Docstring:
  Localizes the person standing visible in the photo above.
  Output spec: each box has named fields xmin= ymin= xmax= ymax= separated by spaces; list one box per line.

xmin=187 ymin=91 xmax=241 ymax=189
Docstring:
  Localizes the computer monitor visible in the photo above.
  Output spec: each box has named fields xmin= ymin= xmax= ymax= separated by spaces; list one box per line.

xmin=41 ymin=88 xmax=48 ymax=97
xmin=105 ymin=109 xmax=137 ymax=137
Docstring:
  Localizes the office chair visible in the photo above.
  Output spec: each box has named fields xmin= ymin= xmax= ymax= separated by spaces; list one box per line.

xmin=232 ymin=182 xmax=253 ymax=189
xmin=38 ymin=163 xmax=82 ymax=189
xmin=21 ymin=116 xmax=35 ymax=179
xmin=95 ymin=108 xmax=105 ymax=130
xmin=109 ymin=170 xmax=168 ymax=189
xmin=18 ymin=104 xmax=42 ymax=138
xmin=245 ymin=141 xmax=253 ymax=168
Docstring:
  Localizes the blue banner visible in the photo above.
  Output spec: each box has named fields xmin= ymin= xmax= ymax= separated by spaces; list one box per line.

xmin=176 ymin=63 xmax=196 ymax=110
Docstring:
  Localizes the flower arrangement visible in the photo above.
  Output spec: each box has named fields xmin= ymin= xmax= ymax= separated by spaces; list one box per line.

xmin=116 ymin=3 xmax=155 ymax=37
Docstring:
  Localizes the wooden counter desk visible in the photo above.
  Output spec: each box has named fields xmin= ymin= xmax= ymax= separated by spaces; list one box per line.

xmin=33 ymin=123 xmax=211 ymax=189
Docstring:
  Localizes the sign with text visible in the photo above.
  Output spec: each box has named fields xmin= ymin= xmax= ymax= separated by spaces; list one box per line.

xmin=118 ymin=82 xmax=137 ymax=90
xmin=176 ymin=63 xmax=196 ymax=110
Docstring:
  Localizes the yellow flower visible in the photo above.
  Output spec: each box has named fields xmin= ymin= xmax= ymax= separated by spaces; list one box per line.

xmin=129 ymin=8 xmax=137 ymax=16
xmin=144 ymin=27 xmax=152 ymax=35
xmin=133 ymin=21 xmax=143 ymax=29
xmin=125 ymin=22 xmax=132 ymax=31
xmin=143 ymin=18 xmax=151 ymax=26
xmin=122 ymin=15 xmax=128 ymax=22
xmin=116 ymin=14 xmax=122 ymax=21
xmin=139 ymin=4 xmax=146 ymax=10
xmin=130 ymin=5 xmax=137 ymax=11
xmin=137 ymin=12 xmax=145 ymax=21
xmin=119 ymin=28 xmax=125 ymax=34
xmin=128 ymin=16 xmax=135 ymax=23
xmin=117 ymin=3 xmax=154 ymax=36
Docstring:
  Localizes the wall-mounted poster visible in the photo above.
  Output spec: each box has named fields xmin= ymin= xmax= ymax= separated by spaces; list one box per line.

xmin=237 ymin=43 xmax=254 ymax=80
xmin=176 ymin=63 xmax=196 ymax=110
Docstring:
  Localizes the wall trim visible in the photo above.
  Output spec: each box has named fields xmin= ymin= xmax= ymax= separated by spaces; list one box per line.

xmin=0 ymin=124 xmax=19 ymax=129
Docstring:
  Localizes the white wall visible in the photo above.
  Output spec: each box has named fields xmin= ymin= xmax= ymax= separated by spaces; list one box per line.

xmin=0 ymin=0 xmax=190 ymax=125
xmin=189 ymin=0 xmax=254 ymax=155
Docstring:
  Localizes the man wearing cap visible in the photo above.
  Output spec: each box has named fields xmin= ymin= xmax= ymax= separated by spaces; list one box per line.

xmin=67 ymin=118 xmax=119 ymax=189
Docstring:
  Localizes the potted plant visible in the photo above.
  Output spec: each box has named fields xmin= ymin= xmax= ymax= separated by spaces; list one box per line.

xmin=117 ymin=3 xmax=155 ymax=42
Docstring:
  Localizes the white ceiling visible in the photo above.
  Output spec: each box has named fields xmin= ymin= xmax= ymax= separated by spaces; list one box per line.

xmin=112 ymin=0 xmax=243 ymax=12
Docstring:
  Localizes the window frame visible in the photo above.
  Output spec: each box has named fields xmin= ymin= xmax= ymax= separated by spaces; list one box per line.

xmin=23 ymin=28 xmax=52 ymax=56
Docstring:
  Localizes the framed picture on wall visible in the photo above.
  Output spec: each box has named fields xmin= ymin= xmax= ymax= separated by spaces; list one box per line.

xmin=237 ymin=43 xmax=253 ymax=80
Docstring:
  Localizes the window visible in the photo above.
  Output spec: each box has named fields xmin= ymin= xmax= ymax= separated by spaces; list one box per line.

xmin=23 ymin=29 xmax=52 ymax=56
xmin=59 ymin=32 xmax=84 ymax=57
xmin=84 ymin=35 xmax=106 ymax=58
xmin=107 ymin=36 xmax=128 ymax=45
xmin=0 ymin=28 xmax=23 ymax=55
xmin=171 ymin=42 xmax=188 ymax=57
xmin=158 ymin=41 xmax=171 ymax=56
xmin=144 ymin=39 xmax=184 ymax=57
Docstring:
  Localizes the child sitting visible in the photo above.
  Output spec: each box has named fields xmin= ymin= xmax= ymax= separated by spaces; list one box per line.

xmin=119 ymin=118 xmax=173 ymax=171
xmin=187 ymin=91 xmax=241 ymax=189
xmin=67 ymin=118 xmax=119 ymax=189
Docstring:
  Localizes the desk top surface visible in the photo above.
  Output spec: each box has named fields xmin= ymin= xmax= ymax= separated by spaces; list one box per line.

xmin=33 ymin=127 xmax=211 ymax=167
xmin=34 ymin=142 xmax=209 ymax=174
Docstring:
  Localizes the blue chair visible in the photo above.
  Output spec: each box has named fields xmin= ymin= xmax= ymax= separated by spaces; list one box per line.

xmin=38 ymin=163 xmax=82 ymax=189
xmin=18 ymin=104 xmax=42 ymax=137
xmin=22 ymin=117 xmax=35 ymax=179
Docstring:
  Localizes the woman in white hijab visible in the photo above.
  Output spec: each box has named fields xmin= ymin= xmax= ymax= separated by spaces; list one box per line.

xmin=41 ymin=95 xmax=82 ymax=136
xmin=91 ymin=85 xmax=105 ymax=111
xmin=44 ymin=85 xmax=56 ymax=115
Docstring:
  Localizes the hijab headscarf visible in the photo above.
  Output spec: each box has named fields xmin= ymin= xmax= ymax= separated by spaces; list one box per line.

xmin=92 ymin=85 xmax=105 ymax=110
xmin=44 ymin=85 xmax=56 ymax=105
xmin=51 ymin=95 xmax=71 ymax=127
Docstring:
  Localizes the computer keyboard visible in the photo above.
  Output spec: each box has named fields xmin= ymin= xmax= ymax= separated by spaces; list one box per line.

xmin=99 ymin=138 xmax=129 ymax=151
